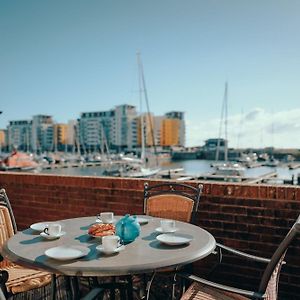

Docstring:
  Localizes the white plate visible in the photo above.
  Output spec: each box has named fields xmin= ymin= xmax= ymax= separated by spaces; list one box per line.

xmin=40 ymin=231 xmax=66 ymax=240
xmin=45 ymin=245 xmax=90 ymax=260
xmin=96 ymin=244 xmax=125 ymax=255
xmin=135 ymin=216 xmax=150 ymax=225
xmin=30 ymin=222 xmax=51 ymax=232
xmin=155 ymin=227 xmax=178 ymax=233
xmin=156 ymin=234 xmax=193 ymax=246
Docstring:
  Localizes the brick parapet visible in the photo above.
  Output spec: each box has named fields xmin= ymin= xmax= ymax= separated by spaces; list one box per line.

xmin=0 ymin=172 xmax=299 ymax=299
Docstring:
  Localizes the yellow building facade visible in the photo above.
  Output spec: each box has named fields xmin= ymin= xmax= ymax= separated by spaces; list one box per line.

xmin=0 ymin=129 xmax=6 ymax=148
xmin=160 ymin=118 xmax=180 ymax=146
xmin=54 ymin=124 xmax=68 ymax=146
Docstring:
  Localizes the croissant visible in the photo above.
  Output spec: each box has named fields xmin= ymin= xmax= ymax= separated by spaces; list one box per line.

xmin=88 ymin=223 xmax=116 ymax=237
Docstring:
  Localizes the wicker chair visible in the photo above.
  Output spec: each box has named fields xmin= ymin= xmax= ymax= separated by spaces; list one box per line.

xmin=178 ymin=214 xmax=300 ymax=300
xmin=144 ymin=182 xmax=203 ymax=224
xmin=142 ymin=182 xmax=203 ymax=299
xmin=0 ymin=188 xmax=53 ymax=299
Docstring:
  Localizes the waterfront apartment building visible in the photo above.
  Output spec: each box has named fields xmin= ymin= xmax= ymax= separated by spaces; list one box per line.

xmin=112 ymin=104 xmax=138 ymax=151
xmin=3 ymin=106 xmax=185 ymax=153
xmin=7 ymin=120 xmax=32 ymax=152
xmin=160 ymin=111 xmax=185 ymax=147
xmin=32 ymin=115 xmax=54 ymax=153
xmin=203 ymin=138 xmax=228 ymax=160
xmin=53 ymin=123 xmax=68 ymax=151
xmin=135 ymin=111 xmax=185 ymax=148
xmin=78 ymin=110 xmax=115 ymax=152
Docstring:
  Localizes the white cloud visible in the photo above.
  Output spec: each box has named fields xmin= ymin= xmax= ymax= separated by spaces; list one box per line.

xmin=186 ymin=107 xmax=300 ymax=148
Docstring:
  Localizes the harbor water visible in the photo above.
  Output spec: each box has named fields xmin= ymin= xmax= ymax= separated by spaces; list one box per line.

xmin=40 ymin=159 xmax=299 ymax=184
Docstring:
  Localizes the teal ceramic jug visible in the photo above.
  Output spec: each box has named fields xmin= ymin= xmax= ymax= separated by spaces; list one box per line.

xmin=115 ymin=214 xmax=141 ymax=244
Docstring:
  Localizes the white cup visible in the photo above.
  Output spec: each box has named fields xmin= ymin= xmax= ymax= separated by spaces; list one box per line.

xmin=161 ymin=219 xmax=176 ymax=232
xmin=102 ymin=235 xmax=120 ymax=252
xmin=43 ymin=223 xmax=61 ymax=236
xmin=100 ymin=212 xmax=114 ymax=223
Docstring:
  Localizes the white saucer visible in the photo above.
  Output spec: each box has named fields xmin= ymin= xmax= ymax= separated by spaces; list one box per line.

xmin=156 ymin=233 xmax=193 ymax=246
xmin=40 ymin=231 xmax=66 ymax=240
xmin=30 ymin=222 xmax=63 ymax=232
xmin=45 ymin=245 xmax=90 ymax=260
xmin=30 ymin=222 xmax=51 ymax=232
xmin=96 ymin=244 xmax=125 ymax=255
xmin=155 ymin=227 xmax=178 ymax=233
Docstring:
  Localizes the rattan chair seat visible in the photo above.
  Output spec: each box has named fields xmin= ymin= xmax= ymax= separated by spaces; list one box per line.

xmin=2 ymin=264 xmax=52 ymax=294
xmin=180 ymin=282 xmax=249 ymax=300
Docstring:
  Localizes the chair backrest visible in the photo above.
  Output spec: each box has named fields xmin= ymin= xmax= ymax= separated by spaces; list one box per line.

xmin=143 ymin=182 xmax=203 ymax=223
xmin=0 ymin=189 xmax=17 ymax=235
xmin=258 ymin=214 xmax=300 ymax=299
xmin=0 ymin=189 xmax=17 ymax=268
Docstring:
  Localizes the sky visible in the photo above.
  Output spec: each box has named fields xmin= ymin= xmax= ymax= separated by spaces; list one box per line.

xmin=1 ymin=0 xmax=300 ymax=148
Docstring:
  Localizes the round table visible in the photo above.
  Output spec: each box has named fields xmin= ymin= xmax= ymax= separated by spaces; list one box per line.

xmin=3 ymin=216 xmax=216 ymax=277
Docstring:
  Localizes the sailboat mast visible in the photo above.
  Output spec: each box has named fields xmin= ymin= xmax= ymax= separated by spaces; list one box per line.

xmin=224 ymin=82 xmax=228 ymax=162
xmin=215 ymin=82 xmax=228 ymax=162
xmin=136 ymin=52 xmax=158 ymax=166
xmin=137 ymin=53 xmax=145 ymax=162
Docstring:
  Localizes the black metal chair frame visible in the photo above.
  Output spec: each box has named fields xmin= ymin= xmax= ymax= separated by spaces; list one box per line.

xmin=178 ymin=214 xmax=300 ymax=299
xmin=143 ymin=182 xmax=203 ymax=300
xmin=143 ymin=182 xmax=203 ymax=224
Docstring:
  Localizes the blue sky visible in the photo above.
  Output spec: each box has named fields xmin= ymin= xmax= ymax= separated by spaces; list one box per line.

xmin=1 ymin=0 xmax=300 ymax=148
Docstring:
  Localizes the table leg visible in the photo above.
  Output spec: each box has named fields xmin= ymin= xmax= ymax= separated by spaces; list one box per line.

xmin=126 ymin=275 xmax=133 ymax=300
xmin=50 ymin=274 xmax=56 ymax=300
xmin=66 ymin=276 xmax=80 ymax=300
xmin=110 ymin=277 xmax=116 ymax=300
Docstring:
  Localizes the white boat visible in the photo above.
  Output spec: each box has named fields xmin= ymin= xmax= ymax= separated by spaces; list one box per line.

xmin=214 ymin=163 xmax=245 ymax=176
xmin=125 ymin=166 xmax=161 ymax=178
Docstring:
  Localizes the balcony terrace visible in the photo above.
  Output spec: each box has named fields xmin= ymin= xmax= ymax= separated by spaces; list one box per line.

xmin=0 ymin=172 xmax=299 ymax=299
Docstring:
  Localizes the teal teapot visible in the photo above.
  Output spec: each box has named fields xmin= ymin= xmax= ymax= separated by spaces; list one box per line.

xmin=116 ymin=214 xmax=141 ymax=244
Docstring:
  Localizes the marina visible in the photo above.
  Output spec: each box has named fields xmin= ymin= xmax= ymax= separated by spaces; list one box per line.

xmin=1 ymin=149 xmax=300 ymax=185
xmin=33 ymin=157 xmax=300 ymax=185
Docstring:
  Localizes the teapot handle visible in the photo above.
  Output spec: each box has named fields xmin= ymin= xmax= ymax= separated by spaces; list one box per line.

xmin=121 ymin=220 xmax=125 ymax=243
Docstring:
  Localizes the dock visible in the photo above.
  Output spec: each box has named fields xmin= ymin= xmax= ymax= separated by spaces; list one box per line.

xmin=158 ymin=170 xmax=279 ymax=184
xmin=243 ymin=172 xmax=277 ymax=184
xmin=288 ymin=163 xmax=300 ymax=170
xmin=41 ymin=160 xmax=126 ymax=170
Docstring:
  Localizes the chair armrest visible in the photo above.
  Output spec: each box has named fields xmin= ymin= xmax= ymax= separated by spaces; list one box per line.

xmin=216 ymin=243 xmax=272 ymax=264
xmin=178 ymin=272 xmax=265 ymax=299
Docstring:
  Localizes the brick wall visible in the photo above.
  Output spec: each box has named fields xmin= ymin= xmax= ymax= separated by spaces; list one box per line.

xmin=0 ymin=172 xmax=300 ymax=299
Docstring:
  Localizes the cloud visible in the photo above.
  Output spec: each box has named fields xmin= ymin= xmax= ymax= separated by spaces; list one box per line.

xmin=244 ymin=108 xmax=264 ymax=121
xmin=186 ymin=107 xmax=300 ymax=148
